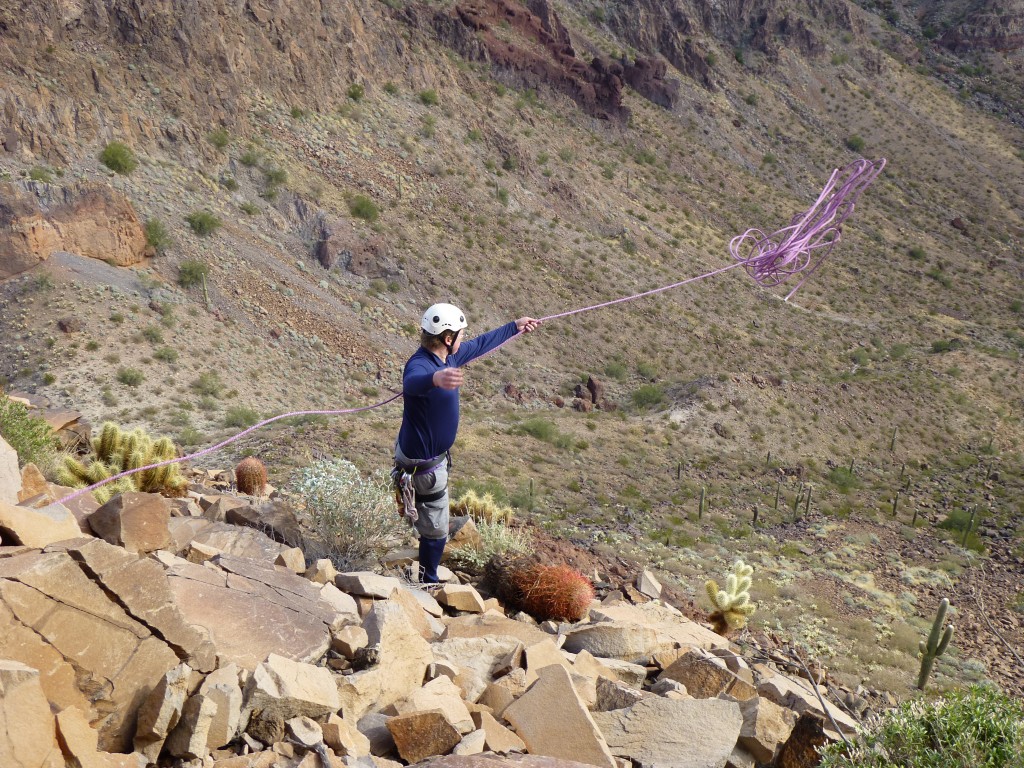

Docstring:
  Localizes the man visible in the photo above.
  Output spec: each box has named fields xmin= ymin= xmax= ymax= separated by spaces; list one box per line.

xmin=395 ymin=302 xmax=541 ymax=584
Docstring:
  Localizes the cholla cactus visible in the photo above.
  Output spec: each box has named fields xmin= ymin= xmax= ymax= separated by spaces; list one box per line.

xmin=917 ymin=598 xmax=954 ymax=690
xmin=705 ymin=559 xmax=756 ymax=634
xmin=57 ymin=421 xmax=187 ymax=503
xmin=451 ymin=489 xmax=514 ymax=525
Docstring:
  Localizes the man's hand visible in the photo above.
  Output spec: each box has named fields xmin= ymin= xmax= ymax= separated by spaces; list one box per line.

xmin=516 ymin=317 xmax=542 ymax=334
xmin=433 ymin=368 xmax=464 ymax=390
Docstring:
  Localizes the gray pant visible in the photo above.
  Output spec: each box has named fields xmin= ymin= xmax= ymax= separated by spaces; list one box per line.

xmin=394 ymin=443 xmax=449 ymax=540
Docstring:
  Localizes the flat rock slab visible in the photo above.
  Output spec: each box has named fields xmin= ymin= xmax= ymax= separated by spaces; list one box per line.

xmin=418 ymin=752 xmax=606 ymax=768
xmin=162 ymin=554 xmax=332 ymax=669
xmin=0 ymin=499 xmax=82 ymax=548
xmin=503 ymin=665 xmax=615 ymax=768
xmin=442 ymin=613 xmax=551 ymax=646
xmin=335 ymin=572 xmax=402 ymax=599
xmin=589 ymin=602 xmax=730 ymax=652
xmin=592 ymin=697 xmax=743 ymax=768
xmin=0 ymin=660 xmax=63 ymax=768
xmin=0 ymin=550 xmax=179 ymax=752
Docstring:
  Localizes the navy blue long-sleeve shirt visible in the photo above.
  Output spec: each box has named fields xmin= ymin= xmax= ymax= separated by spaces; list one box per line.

xmin=397 ymin=321 xmax=519 ymax=460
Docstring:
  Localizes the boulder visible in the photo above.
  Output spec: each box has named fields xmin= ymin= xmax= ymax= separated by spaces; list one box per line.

xmin=200 ymin=496 xmax=249 ymax=523
xmin=190 ymin=522 xmax=290 ymax=563
xmin=471 ymin=711 xmax=525 ymax=754
xmin=393 ymin=676 xmax=474 ymax=734
xmin=244 ymin=654 xmax=340 ymax=732
xmin=0 ymin=500 xmax=83 ymax=548
xmin=592 ymin=697 xmax=743 ymax=768
xmin=454 ymin=729 xmax=487 ymax=756
xmin=437 ymin=584 xmax=486 ymax=613
xmin=332 ymin=626 xmax=369 ymax=658
xmin=774 ymin=712 xmax=828 ymax=768
xmin=165 ymin=693 xmax=218 ymax=759
xmin=756 ymin=669 xmax=857 ymax=735
xmin=635 ymin=570 xmax=662 ymax=599
xmin=386 ymin=711 xmax=462 ymax=764
xmin=286 ymin=716 xmax=324 ymax=748
xmin=88 ymin=492 xmax=171 ymax=554
xmin=431 ymin=635 xmax=524 ymax=702
xmin=133 ymin=664 xmax=193 ymax=761
xmin=227 ymin=500 xmax=302 ymax=546
xmin=0 ymin=436 xmax=22 ymax=504
xmin=162 ymin=553 xmax=334 ymax=669
xmin=55 ymin=706 xmax=107 ymax=768
xmin=419 ymin=758 xmax=600 ymax=768
xmin=390 ymin=585 xmax=442 ymax=640
xmin=276 ymin=547 xmax=306 ymax=573
xmin=503 ymin=665 xmax=615 ymax=768
xmin=305 ymin=558 xmax=339 ymax=585
xmin=0 ymin=551 xmax=179 ymax=751
xmin=588 ymin=602 xmax=730 ymax=652
xmin=320 ymin=582 xmax=360 ymax=620
xmin=323 ymin=713 xmax=371 ymax=757
xmin=659 ymin=650 xmax=757 ymax=700
xmin=17 ymin=463 xmax=47 ymax=503
xmin=336 ymin=600 xmax=434 ymax=721
xmin=593 ymin=676 xmax=649 ymax=712
xmin=335 ymin=572 xmax=402 ymax=599
xmin=738 ymin=696 xmax=795 ymax=764
xmin=572 ymin=650 xmax=646 ymax=689
xmin=561 ymin=622 xmax=662 ymax=665
xmin=0 ymin=659 xmax=64 ymax=768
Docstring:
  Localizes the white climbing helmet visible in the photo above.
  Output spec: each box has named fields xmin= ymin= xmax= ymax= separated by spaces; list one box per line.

xmin=421 ymin=303 xmax=467 ymax=335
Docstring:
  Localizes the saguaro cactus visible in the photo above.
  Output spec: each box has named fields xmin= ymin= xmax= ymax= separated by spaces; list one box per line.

xmin=917 ymin=598 xmax=954 ymax=690
xmin=706 ymin=559 xmax=756 ymax=634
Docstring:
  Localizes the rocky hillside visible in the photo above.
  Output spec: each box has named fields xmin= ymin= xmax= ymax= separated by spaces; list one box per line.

xmin=1 ymin=0 xmax=1023 ymax=727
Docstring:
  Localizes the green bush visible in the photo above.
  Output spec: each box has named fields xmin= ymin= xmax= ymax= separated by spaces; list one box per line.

xmin=286 ymin=459 xmax=404 ymax=569
xmin=604 ymin=361 xmax=627 ymax=380
xmin=207 ymin=128 xmax=230 ymax=150
xmin=632 ymin=384 xmax=664 ymax=408
xmin=141 ymin=326 xmax=164 ymax=344
xmin=223 ymin=406 xmax=260 ymax=428
xmin=515 ymin=418 xmax=573 ymax=449
xmin=28 ymin=166 xmax=53 ymax=183
xmin=419 ymin=89 xmax=439 ymax=106
xmin=908 ymin=245 xmax=926 ymax=261
xmin=819 ymin=685 xmax=1024 ymax=768
xmin=0 ymin=397 xmax=58 ymax=470
xmin=99 ymin=142 xmax=138 ymax=174
xmin=239 ymin=150 xmax=261 ymax=167
xmin=239 ymin=201 xmax=259 ymax=216
xmin=116 ymin=367 xmax=144 ymax=387
xmin=347 ymin=83 xmax=365 ymax=101
xmin=827 ymin=466 xmax=860 ymax=493
xmin=185 ymin=211 xmax=221 ymax=236
xmin=845 ymin=135 xmax=865 ymax=152
xmin=192 ymin=371 xmax=223 ymax=398
xmin=496 ymin=188 xmax=509 ymax=206
xmin=178 ymin=259 xmax=210 ymax=287
xmin=144 ymin=218 xmax=171 ymax=253
xmin=349 ymin=195 xmax=379 ymax=222
xmin=446 ymin=517 xmax=533 ymax=572
xmin=154 ymin=347 xmax=178 ymax=363
xmin=383 ymin=81 xmax=399 ymax=95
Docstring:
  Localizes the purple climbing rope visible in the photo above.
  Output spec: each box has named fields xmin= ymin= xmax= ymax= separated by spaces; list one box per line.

xmin=55 ymin=159 xmax=885 ymax=506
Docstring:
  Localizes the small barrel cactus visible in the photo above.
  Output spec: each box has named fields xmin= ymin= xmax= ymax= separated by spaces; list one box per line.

xmin=485 ymin=557 xmax=594 ymax=622
xmin=235 ymin=456 xmax=268 ymax=496
xmin=705 ymin=559 xmax=756 ymax=635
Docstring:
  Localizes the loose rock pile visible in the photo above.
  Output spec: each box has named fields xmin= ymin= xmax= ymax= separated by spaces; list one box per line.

xmin=0 ymin=434 xmax=858 ymax=768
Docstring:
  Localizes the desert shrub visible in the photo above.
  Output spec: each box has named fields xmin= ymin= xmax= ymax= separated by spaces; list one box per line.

xmin=144 ymin=218 xmax=172 ymax=253
xmin=116 ymin=367 xmax=144 ymax=387
xmin=908 ymin=245 xmax=926 ymax=261
xmin=0 ymin=397 xmax=58 ymax=470
xmin=446 ymin=518 xmax=532 ymax=572
xmin=515 ymin=417 xmax=572 ymax=449
xmin=347 ymin=83 xmax=365 ymax=101
xmin=29 ymin=166 xmax=53 ymax=183
xmin=632 ymin=384 xmax=664 ymax=408
xmin=818 ymin=685 xmax=1024 ymax=768
xmin=383 ymin=81 xmax=399 ymax=95
xmin=192 ymin=371 xmax=223 ymax=398
xmin=185 ymin=211 xmax=221 ymax=236
xmin=827 ymin=466 xmax=859 ymax=492
xmin=141 ymin=326 xmax=163 ymax=344
xmin=207 ymin=128 xmax=230 ymax=150
xmin=100 ymin=142 xmax=138 ymax=174
xmin=235 ymin=456 xmax=267 ymax=496
xmin=154 ymin=346 xmax=178 ymax=363
xmin=604 ymin=361 xmax=627 ymax=380
xmin=286 ymin=459 xmax=404 ymax=569
xmin=222 ymin=406 xmax=260 ymax=428
xmin=240 ymin=150 xmax=261 ymax=167
xmin=419 ymin=89 xmax=439 ymax=106
xmin=845 ymin=135 xmax=865 ymax=152
xmin=349 ymin=195 xmax=379 ymax=222
xmin=239 ymin=201 xmax=259 ymax=215
xmin=178 ymin=259 xmax=210 ymax=287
